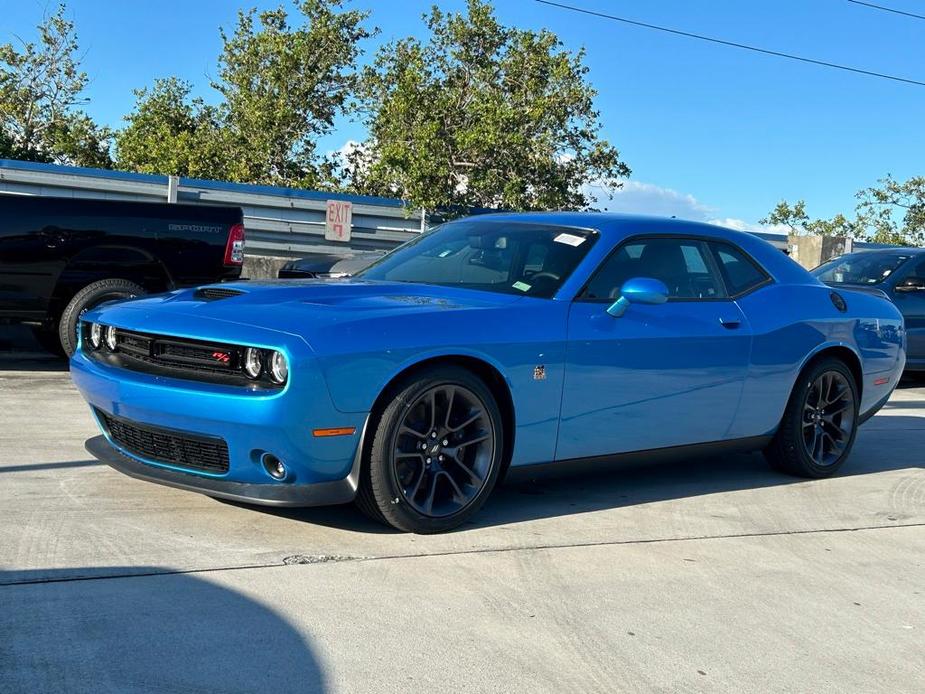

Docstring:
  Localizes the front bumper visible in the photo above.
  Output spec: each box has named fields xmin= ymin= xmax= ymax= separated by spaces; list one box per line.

xmin=86 ymin=435 xmax=359 ymax=507
xmin=71 ymin=313 xmax=369 ymax=504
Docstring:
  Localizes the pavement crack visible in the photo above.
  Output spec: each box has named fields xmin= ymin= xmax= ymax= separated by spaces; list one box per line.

xmin=2 ymin=521 xmax=922 ymax=588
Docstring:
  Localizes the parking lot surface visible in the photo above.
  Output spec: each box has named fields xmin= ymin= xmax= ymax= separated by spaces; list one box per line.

xmin=1 ymin=326 xmax=923 ymax=693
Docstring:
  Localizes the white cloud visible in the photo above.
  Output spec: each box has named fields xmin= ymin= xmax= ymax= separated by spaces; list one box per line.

xmin=589 ymin=180 xmax=715 ymax=220
xmin=707 ymin=217 xmax=790 ymax=235
xmin=590 ymin=180 xmax=787 ymax=236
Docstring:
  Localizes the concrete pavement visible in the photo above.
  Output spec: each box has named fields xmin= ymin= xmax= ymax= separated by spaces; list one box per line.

xmin=1 ymin=327 xmax=923 ymax=692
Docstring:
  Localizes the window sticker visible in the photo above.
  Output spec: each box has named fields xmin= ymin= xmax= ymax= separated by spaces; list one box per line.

xmin=553 ymin=233 xmax=586 ymax=247
xmin=512 ymin=281 xmax=532 ymax=292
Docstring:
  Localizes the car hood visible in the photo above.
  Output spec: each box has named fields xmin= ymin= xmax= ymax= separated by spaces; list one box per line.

xmin=91 ymin=279 xmax=524 ymax=342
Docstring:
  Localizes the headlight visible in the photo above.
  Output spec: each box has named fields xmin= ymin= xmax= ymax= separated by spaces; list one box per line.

xmin=104 ymin=325 xmax=118 ymax=351
xmin=89 ymin=323 xmax=102 ymax=349
xmin=269 ymin=351 xmax=288 ymax=384
xmin=243 ymin=347 xmax=262 ymax=379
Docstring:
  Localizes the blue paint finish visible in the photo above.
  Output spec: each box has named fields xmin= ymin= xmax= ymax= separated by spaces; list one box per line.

xmin=71 ymin=213 xmax=906 ymax=506
xmin=559 ymin=299 xmax=751 ymax=459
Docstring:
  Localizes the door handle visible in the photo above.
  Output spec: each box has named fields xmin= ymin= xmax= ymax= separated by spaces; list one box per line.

xmin=719 ymin=317 xmax=741 ymax=329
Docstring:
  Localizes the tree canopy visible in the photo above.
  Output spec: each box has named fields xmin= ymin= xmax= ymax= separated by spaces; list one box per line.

xmin=348 ymin=0 xmax=629 ymax=213
xmin=0 ymin=4 xmax=110 ymax=167
xmin=763 ymin=175 xmax=925 ymax=246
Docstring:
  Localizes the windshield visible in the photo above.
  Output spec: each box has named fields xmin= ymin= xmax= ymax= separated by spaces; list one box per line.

xmin=357 ymin=220 xmax=597 ymax=298
xmin=812 ymin=252 xmax=913 ymax=285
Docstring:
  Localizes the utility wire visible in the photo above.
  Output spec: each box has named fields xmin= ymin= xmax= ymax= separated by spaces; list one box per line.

xmin=846 ymin=0 xmax=925 ymax=21
xmin=535 ymin=0 xmax=925 ymax=87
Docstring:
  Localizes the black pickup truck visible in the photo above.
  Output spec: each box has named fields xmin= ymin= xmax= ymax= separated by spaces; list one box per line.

xmin=0 ymin=194 xmax=245 ymax=355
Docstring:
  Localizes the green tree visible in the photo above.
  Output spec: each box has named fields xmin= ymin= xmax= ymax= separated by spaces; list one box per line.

xmin=763 ymin=175 xmax=925 ymax=246
xmin=760 ymin=199 xmax=858 ymax=238
xmin=0 ymin=4 xmax=110 ymax=166
xmin=115 ymin=78 xmax=232 ymax=179
xmin=856 ymin=175 xmax=925 ymax=246
xmin=350 ymin=0 xmax=629 ymax=212
xmin=214 ymin=0 xmax=373 ymax=187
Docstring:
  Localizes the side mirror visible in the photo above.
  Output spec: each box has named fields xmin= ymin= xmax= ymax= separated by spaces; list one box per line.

xmin=606 ymin=277 xmax=669 ymax=317
xmin=895 ymin=277 xmax=925 ymax=292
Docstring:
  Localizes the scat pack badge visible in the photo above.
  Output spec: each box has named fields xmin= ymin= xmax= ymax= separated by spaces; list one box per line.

xmin=533 ymin=365 xmax=546 ymax=381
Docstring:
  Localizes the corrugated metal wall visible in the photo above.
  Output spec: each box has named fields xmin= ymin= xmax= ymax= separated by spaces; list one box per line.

xmin=0 ymin=159 xmax=425 ymax=258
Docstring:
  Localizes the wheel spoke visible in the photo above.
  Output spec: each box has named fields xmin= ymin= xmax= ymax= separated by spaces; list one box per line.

xmin=400 ymin=425 xmax=427 ymax=440
xmin=441 ymin=471 xmax=467 ymax=504
xmin=395 ymin=451 xmax=424 ymax=460
xmin=448 ymin=410 xmax=480 ymax=433
xmin=444 ymin=386 xmax=456 ymax=429
xmin=406 ymin=465 xmax=427 ymax=500
xmin=445 ymin=453 xmax=484 ymax=484
xmin=423 ymin=474 xmax=439 ymax=515
xmin=454 ymin=432 xmax=489 ymax=449
xmin=427 ymin=390 xmax=437 ymax=433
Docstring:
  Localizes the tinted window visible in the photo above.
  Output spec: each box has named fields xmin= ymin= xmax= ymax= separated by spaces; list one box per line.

xmin=357 ymin=222 xmax=596 ymax=298
xmin=582 ymin=237 xmax=725 ymax=300
xmin=812 ymin=252 xmax=912 ymax=285
xmin=711 ymin=243 xmax=769 ymax=295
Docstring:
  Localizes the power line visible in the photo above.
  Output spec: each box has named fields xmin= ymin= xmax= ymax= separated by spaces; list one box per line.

xmin=846 ymin=0 xmax=925 ymax=21
xmin=534 ymin=0 xmax=925 ymax=88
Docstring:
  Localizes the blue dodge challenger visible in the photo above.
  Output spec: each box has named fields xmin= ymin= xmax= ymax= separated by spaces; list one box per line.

xmin=72 ymin=213 xmax=905 ymax=533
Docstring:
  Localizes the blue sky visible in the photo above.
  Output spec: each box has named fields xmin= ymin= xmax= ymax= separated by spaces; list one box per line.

xmin=2 ymin=0 xmax=923 ymax=229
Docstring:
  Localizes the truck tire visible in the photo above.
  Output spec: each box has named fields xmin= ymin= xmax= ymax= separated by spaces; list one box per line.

xmin=57 ymin=279 xmax=145 ymax=356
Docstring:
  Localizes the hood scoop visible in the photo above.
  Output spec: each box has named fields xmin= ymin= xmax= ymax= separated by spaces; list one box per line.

xmin=194 ymin=287 xmax=246 ymax=301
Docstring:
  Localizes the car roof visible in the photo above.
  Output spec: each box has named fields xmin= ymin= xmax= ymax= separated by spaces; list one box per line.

xmin=458 ymin=211 xmax=756 ymax=242
xmin=454 ymin=211 xmax=816 ymax=285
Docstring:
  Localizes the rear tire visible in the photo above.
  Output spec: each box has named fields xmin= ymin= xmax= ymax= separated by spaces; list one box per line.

xmin=356 ymin=366 xmax=504 ymax=533
xmin=57 ymin=279 xmax=145 ymax=356
xmin=764 ymin=357 xmax=859 ymax=478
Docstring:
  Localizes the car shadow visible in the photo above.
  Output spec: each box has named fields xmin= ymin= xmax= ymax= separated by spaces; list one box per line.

xmin=0 ymin=567 xmax=327 ymax=693
xmin=239 ymin=413 xmax=923 ymax=534
xmin=0 ymin=325 xmax=68 ymax=372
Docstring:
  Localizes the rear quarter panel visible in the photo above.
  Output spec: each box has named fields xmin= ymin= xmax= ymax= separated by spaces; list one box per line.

xmin=729 ymin=283 xmax=904 ymax=438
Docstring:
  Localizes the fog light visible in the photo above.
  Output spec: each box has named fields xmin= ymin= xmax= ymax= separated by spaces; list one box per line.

xmin=104 ymin=325 xmax=117 ymax=351
xmin=269 ymin=350 xmax=288 ymax=384
xmin=243 ymin=347 xmax=262 ymax=379
xmin=262 ymin=453 xmax=286 ymax=480
xmin=89 ymin=323 xmax=102 ymax=349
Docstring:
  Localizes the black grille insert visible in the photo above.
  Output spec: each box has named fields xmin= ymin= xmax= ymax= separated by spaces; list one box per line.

xmin=98 ymin=409 xmax=230 ymax=474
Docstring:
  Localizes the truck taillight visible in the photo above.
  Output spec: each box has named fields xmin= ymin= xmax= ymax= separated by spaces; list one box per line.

xmin=224 ymin=223 xmax=245 ymax=266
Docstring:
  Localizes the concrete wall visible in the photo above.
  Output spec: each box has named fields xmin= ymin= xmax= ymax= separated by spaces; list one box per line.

xmin=787 ymin=235 xmax=853 ymax=269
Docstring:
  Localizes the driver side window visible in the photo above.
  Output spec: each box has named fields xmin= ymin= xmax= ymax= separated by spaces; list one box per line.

xmin=582 ymin=237 xmax=726 ymax=300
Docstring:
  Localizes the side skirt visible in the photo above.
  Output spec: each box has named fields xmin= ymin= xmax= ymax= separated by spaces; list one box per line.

xmin=505 ymin=435 xmax=773 ymax=483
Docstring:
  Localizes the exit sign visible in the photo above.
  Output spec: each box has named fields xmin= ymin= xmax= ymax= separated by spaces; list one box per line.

xmin=325 ymin=200 xmax=353 ymax=242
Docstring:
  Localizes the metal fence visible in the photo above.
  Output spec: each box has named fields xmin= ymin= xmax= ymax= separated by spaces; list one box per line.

xmin=0 ymin=159 xmax=425 ymax=258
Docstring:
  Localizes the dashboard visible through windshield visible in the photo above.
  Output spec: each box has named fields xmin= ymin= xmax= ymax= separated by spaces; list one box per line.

xmin=812 ymin=252 xmax=913 ymax=285
xmin=357 ymin=221 xmax=597 ymax=298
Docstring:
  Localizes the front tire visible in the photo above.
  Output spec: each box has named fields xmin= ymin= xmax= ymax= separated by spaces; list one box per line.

xmin=765 ymin=357 xmax=859 ymax=478
xmin=58 ymin=279 xmax=145 ymax=356
xmin=357 ymin=366 xmax=504 ymax=533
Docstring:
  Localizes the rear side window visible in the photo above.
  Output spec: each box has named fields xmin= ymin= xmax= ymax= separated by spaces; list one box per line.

xmin=710 ymin=243 xmax=769 ymax=296
xmin=582 ymin=237 xmax=725 ymax=300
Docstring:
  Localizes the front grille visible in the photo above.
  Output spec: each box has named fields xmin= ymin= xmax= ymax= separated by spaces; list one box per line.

xmin=98 ymin=410 xmax=229 ymax=474
xmin=82 ymin=327 xmax=282 ymax=389
xmin=194 ymin=287 xmax=244 ymax=301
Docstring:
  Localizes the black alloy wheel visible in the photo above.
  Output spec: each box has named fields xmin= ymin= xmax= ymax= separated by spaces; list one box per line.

xmin=765 ymin=356 xmax=859 ymax=478
xmin=357 ymin=366 xmax=504 ymax=533
xmin=801 ymin=371 xmax=855 ymax=467
xmin=393 ymin=384 xmax=495 ymax=518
